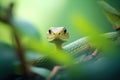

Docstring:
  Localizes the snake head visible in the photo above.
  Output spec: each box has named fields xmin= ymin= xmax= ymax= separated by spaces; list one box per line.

xmin=47 ymin=27 xmax=69 ymax=43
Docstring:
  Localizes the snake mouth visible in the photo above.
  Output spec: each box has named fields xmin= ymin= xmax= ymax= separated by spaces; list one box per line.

xmin=47 ymin=37 xmax=55 ymax=42
xmin=59 ymin=37 xmax=68 ymax=42
xmin=47 ymin=36 xmax=68 ymax=42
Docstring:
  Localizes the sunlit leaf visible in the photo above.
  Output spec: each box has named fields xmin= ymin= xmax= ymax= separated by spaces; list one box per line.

xmin=0 ymin=22 xmax=12 ymax=45
xmin=70 ymin=13 xmax=116 ymax=54
xmin=71 ymin=13 xmax=103 ymax=36
xmin=24 ymin=39 xmax=74 ymax=66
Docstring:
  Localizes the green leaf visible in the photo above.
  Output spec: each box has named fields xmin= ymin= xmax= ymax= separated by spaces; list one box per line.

xmin=105 ymin=0 xmax=120 ymax=12
xmin=24 ymin=39 xmax=74 ymax=66
xmin=98 ymin=0 xmax=120 ymax=29
xmin=0 ymin=42 xmax=17 ymax=79
xmin=70 ymin=13 xmax=116 ymax=55
xmin=0 ymin=22 xmax=12 ymax=45
xmin=25 ymin=51 xmax=44 ymax=62
xmin=99 ymin=0 xmax=120 ymax=15
xmin=30 ymin=66 xmax=50 ymax=78
xmin=11 ymin=19 xmax=41 ymax=40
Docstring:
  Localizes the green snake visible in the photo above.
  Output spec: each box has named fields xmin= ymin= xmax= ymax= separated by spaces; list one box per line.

xmin=33 ymin=27 xmax=120 ymax=70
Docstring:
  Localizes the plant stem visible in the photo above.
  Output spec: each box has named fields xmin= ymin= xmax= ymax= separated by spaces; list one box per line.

xmin=13 ymin=30 xmax=32 ymax=79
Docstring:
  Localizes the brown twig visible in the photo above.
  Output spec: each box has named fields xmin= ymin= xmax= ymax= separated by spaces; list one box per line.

xmin=13 ymin=30 xmax=32 ymax=79
xmin=0 ymin=2 xmax=32 ymax=79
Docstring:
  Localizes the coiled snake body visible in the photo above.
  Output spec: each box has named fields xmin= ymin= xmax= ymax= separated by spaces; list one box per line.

xmin=33 ymin=27 xmax=120 ymax=70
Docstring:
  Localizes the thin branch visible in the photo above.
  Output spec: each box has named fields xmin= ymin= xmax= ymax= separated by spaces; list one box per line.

xmin=0 ymin=2 xmax=32 ymax=79
xmin=13 ymin=30 xmax=32 ymax=79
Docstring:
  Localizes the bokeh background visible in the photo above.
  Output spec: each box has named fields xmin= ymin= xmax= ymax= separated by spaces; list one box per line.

xmin=1 ymin=0 xmax=120 ymax=80
xmin=0 ymin=0 xmax=113 ymax=47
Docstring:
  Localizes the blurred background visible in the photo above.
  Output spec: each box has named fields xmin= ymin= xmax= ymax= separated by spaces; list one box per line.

xmin=1 ymin=0 xmax=119 ymax=80
xmin=0 ymin=0 xmax=113 ymax=46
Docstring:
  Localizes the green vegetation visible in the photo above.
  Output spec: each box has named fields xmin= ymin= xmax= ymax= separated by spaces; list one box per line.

xmin=0 ymin=0 xmax=120 ymax=80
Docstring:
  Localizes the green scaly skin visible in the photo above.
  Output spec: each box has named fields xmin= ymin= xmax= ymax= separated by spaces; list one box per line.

xmin=33 ymin=31 xmax=120 ymax=69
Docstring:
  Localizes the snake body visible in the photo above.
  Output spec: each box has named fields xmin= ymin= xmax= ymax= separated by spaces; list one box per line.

xmin=33 ymin=27 xmax=119 ymax=69
xmin=63 ymin=31 xmax=118 ymax=55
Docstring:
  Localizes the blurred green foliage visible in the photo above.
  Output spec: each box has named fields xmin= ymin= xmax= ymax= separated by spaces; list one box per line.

xmin=10 ymin=0 xmax=113 ymax=44
xmin=0 ymin=22 xmax=12 ymax=44
xmin=0 ymin=0 xmax=120 ymax=80
xmin=0 ymin=43 xmax=17 ymax=79
xmin=99 ymin=0 xmax=120 ymax=30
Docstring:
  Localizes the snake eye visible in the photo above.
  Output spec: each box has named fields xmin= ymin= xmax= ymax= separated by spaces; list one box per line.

xmin=48 ymin=29 xmax=51 ymax=34
xmin=64 ymin=28 xmax=67 ymax=34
